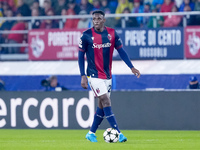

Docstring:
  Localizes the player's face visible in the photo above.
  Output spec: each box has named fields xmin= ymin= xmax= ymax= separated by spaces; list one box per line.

xmin=92 ymin=13 xmax=105 ymax=31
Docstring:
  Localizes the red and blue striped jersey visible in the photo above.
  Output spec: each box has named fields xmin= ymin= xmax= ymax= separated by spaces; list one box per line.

xmin=79 ymin=27 xmax=123 ymax=79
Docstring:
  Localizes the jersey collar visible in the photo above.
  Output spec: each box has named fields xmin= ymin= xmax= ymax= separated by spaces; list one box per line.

xmin=92 ymin=26 xmax=107 ymax=34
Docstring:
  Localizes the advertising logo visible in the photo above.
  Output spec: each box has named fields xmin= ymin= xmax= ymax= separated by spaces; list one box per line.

xmin=187 ymin=32 xmax=200 ymax=56
xmin=30 ymin=35 xmax=45 ymax=58
xmin=0 ymin=92 xmax=94 ymax=129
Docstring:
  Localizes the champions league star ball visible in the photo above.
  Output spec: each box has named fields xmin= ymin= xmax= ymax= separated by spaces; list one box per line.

xmin=103 ymin=128 xmax=119 ymax=143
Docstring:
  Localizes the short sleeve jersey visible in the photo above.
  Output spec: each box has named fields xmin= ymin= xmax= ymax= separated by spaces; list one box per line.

xmin=79 ymin=27 xmax=123 ymax=79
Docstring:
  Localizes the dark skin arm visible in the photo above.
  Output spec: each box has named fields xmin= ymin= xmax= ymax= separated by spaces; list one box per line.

xmin=81 ymin=75 xmax=88 ymax=89
xmin=131 ymin=67 xmax=141 ymax=78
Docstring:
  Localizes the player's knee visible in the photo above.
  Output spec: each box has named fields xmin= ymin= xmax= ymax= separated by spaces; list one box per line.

xmin=103 ymin=101 xmax=111 ymax=107
xmin=99 ymin=94 xmax=111 ymax=107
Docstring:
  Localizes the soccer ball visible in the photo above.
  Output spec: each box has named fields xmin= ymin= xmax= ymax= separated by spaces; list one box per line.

xmin=103 ymin=128 xmax=119 ymax=143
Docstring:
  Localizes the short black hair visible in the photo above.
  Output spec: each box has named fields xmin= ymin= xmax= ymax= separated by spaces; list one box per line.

xmin=92 ymin=10 xmax=105 ymax=17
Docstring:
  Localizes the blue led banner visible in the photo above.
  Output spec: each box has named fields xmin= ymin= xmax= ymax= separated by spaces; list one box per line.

xmin=114 ymin=27 xmax=184 ymax=60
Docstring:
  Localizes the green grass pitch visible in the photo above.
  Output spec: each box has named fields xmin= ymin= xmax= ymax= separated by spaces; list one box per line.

xmin=0 ymin=129 xmax=200 ymax=150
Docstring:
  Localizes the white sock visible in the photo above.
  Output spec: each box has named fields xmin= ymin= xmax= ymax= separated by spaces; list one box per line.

xmin=89 ymin=131 xmax=95 ymax=134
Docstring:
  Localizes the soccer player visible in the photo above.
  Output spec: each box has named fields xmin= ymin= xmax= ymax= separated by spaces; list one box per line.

xmin=78 ymin=10 xmax=140 ymax=142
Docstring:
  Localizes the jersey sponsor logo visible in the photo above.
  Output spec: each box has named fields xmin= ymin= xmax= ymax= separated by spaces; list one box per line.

xmin=92 ymin=42 xmax=112 ymax=49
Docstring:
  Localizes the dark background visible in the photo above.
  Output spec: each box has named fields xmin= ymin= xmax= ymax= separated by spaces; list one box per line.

xmin=0 ymin=91 xmax=200 ymax=130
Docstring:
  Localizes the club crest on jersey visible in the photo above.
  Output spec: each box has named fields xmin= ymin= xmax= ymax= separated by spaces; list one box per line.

xmin=96 ymin=88 xmax=100 ymax=94
xmin=91 ymin=37 xmax=94 ymax=40
xmin=108 ymin=34 xmax=112 ymax=41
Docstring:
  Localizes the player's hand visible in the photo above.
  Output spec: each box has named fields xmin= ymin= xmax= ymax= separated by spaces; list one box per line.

xmin=131 ymin=67 xmax=141 ymax=78
xmin=81 ymin=75 xmax=88 ymax=89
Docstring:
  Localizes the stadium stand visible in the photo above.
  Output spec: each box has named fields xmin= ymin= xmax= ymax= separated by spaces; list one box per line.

xmin=0 ymin=0 xmax=199 ymax=54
